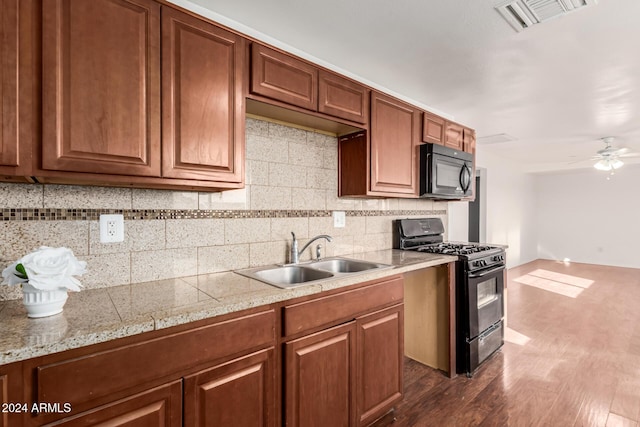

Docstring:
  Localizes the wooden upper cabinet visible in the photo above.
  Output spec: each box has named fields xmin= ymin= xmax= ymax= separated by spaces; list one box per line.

xmin=318 ymin=70 xmax=368 ymax=124
xmin=251 ymin=44 xmax=317 ymax=111
xmin=370 ymin=92 xmax=419 ymax=196
xmin=422 ymin=111 xmax=445 ymax=145
xmin=42 ymin=0 xmax=161 ymax=177
xmin=444 ymin=121 xmax=464 ymax=151
xmin=161 ymin=7 xmax=244 ymax=183
xmin=0 ymin=0 xmax=18 ymax=168
xmin=463 ymin=127 xmax=476 ymax=154
xmin=424 ymin=110 xmax=476 ymax=154
xmin=0 ymin=0 xmax=23 ymax=174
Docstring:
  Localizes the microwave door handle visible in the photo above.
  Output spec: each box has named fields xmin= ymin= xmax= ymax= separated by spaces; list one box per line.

xmin=460 ymin=164 xmax=471 ymax=192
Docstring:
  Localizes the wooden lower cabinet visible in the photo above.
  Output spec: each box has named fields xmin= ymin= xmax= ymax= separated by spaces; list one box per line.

xmin=0 ymin=372 xmax=6 ymax=427
xmin=283 ymin=277 xmax=405 ymax=427
xmin=21 ymin=308 xmax=276 ymax=426
xmin=356 ymin=304 xmax=404 ymax=427
xmin=42 ymin=381 xmax=182 ymax=427
xmin=5 ymin=278 xmax=405 ymax=427
xmin=284 ymin=322 xmax=356 ymax=427
xmin=1 ymin=363 xmax=22 ymax=427
xmin=184 ymin=348 xmax=276 ymax=427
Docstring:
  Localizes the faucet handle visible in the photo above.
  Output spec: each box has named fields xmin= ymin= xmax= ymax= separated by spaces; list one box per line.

xmin=315 ymin=244 xmax=322 ymax=260
xmin=291 ymin=231 xmax=296 ymax=241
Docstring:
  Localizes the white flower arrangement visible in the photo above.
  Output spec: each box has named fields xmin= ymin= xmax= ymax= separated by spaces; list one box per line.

xmin=1 ymin=246 xmax=87 ymax=291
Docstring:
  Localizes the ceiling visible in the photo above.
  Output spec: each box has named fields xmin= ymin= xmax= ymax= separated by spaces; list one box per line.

xmin=174 ymin=0 xmax=640 ymax=173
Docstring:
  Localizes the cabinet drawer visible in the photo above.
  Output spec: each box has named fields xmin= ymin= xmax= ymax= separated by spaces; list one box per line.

xmin=251 ymin=44 xmax=317 ymax=110
xmin=36 ymin=310 xmax=275 ymax=409
xmin=283 ymin=276 xmax=403 ymax=337
xmin=41 ymin=381 xmax=182 ymax=427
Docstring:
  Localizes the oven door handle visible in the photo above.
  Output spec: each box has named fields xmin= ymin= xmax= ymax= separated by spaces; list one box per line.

xmin=468 ymin=265 xmax=504 ymax=278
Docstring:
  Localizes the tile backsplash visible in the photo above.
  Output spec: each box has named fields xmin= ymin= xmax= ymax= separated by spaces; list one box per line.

xmin=0 ymin=118 xmax=446 ymax=300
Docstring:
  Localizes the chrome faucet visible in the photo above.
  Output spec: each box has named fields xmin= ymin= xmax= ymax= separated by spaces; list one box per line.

xmin=290 ymin=232 xmax=332 ymax=264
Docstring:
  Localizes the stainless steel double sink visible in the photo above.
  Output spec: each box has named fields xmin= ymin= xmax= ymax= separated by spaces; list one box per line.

xmin=235 ymin=257 xmax=394 ymax=289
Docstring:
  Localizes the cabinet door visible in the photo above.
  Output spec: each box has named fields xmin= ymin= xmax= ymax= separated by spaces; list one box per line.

xmin=318 ymin=70 xmax=368 ymax=124
xmin=42 ymin=0 xmax=161 ymax=176
xmin=422 ymin=111 xmax=445 ymax=145
xmin=161 ymin=7 xmax=244 ymax=183
xmin=251 ymin=44 xmax=317 ymax=111
xmin=285 ymin=322 xmax=356 ymax=427
xmin=0 ymin=372 xmax=6 ymax=427
xmin=183 ymin=348 xmax=275 ymax=427
xmin=0 ymin=0 xmax=19 ymax=170
xmin=43 ymin=381 xmax=182 ymax=427
xmin=356 ymin=304 xmax=403 ymax=427
xmin=370 ymin=92 xmax=418 ymax=195
xmin=444 ymin=122 xmax=464 ymax=151
xmin=463 ymin=127 xmax=476 ymax=154
xmin=1 ymin=362 xmax=22 ymax=427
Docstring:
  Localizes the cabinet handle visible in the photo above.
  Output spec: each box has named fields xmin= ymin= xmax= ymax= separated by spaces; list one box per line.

xmin=460 ymin=164 xmax=471 ymax=192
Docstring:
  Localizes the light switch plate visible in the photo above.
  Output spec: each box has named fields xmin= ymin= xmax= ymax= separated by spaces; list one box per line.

xmin=100 ymin=214 xmax=124 ymax=243
xmin=333 ymin=211 xmax=346 ymax=228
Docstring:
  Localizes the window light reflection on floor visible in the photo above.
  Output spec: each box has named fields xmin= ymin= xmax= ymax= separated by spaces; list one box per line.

xmin=504 ymin=326 xmax=530 ymax=346
xmin=513 ymin=269 xmax=594 ymax=298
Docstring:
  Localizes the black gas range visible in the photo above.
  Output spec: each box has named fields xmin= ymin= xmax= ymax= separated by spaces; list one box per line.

xmin=393 ymin=218 xmax=505 ymax=376
xmin=393 ymin=218 xmax=504 ymax=270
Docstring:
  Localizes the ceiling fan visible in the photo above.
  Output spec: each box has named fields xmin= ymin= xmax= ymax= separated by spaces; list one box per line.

xmin=575 ymin=137 xmax=640 ymax=171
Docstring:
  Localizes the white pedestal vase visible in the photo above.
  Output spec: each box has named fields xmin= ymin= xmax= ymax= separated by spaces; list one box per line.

xmin=22 ymin=283 xmax=68 ymax=318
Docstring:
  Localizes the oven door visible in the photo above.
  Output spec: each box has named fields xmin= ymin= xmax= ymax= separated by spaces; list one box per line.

xmin=466 ymin=264 xmax=504 ymax=339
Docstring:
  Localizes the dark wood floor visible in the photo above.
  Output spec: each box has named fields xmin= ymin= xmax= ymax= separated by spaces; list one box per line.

xmin=390 ymin=259 xmax=640 ymax=427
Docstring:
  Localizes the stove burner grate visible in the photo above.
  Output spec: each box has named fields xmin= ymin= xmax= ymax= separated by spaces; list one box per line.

xmin=416 ymin=243 xmax=495 ymax=256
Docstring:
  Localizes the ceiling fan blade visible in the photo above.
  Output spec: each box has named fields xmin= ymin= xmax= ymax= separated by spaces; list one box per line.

xmin=619 ymin=152 xmax=640 ymax=158
xmin=567 ymin=158 xmax=592 ymax=165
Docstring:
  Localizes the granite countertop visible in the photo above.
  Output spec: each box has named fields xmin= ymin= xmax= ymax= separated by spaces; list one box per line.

xmin=0 ymin=249 xmax=457 ymax=365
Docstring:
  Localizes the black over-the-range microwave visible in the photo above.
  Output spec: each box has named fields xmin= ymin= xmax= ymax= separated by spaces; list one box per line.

xmin=419 ymin=143 xmax=473 ymax=199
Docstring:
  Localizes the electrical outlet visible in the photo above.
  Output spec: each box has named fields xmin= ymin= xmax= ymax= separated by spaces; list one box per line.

xmin=333 ymin=211 xmax=346 ymax=228
xmin=100 ymin=214 xmax=124 ymax=243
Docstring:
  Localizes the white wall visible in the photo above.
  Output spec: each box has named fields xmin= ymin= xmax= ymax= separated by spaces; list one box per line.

xmin=535 ymin=164 xmax=640 ymax=268
xmin=447 ymin=200 xmax=469 ymax=242
xmin=455 ymin=148 xmax=538 ymax=268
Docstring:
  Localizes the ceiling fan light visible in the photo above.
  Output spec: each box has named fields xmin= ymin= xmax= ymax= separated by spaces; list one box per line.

xmin=612 ymin=159 xmax=624 ymax=169
xmin=594 ymin=159 xmax=612 ymax=171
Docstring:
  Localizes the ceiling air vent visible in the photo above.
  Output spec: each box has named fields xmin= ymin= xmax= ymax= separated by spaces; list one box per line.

xmin=495 ymin=0 xmax=598 ymax=32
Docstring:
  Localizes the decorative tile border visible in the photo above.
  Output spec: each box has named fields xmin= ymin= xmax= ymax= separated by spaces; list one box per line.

xmin=0 ymin=209 xmax=446 ymax=221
